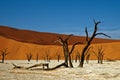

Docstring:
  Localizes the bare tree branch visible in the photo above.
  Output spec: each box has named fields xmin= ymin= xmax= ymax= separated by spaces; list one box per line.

xmin=0 ymin=48 xmax=8 ymax=53
xmin=93 ymin=19 xmax=101 ymax=28
xmin=85 ymin=27 xmax=88 ymax=42
xmin=69 ymin=42 xmax=82 ymax=55
xmin=92 ymin=51 xmax=99 ymax=58
xmin=93 ymin=46 xmax=105 ymax=64
xmin=65 ymin=34 xmax=74 ymax=42
xmin=12 ymin=63 xmax=49 ymax=70
xmin=56 ymin=36 xmax=64 ymax=43
xmin=84 ymin=46 xmax=93 ymax=56
xmin=95 ymin=33 xmax=111 ymax=38
xmin=55 ymin=40 xmax=63 ymax=45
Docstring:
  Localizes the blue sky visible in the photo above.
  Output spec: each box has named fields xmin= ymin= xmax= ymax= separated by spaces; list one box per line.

xmin=0 ymin=0 xmax=120 ymax=39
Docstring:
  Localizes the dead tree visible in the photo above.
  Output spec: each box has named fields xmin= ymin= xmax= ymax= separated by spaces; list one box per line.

xmin=26 ymin=53 xmax=32 ymax=62
xmin=85 ymin=46 xmax=93 ymax=64
xmin=78 ymin=20 xmax=111 ymax=67
xmin=57 ymin=54 xmax=60 ymax=62
xmin=48 ymin=56 xmax=52 ymax=62
xmin=56 ymin=34 xmax=82 ymax=68
xmin=42 ymin=56 xmax=46 ymax=62
xmin=36 ymin=53 xmax=39 ymax=62
xmin=93 ymin=46 xmax=104 ymax=64
xmin=12 ymin=63 xmax=49 ymax=70
xmin=44 ymin=49 xmax=51 ymax=62
xmin=56 ymin=52 xmax=61 ymax=62
xmin=86 ymin=54 xmax=90 ymax=64
xmin=71 ymin=53 xmax=74 ymax=62
xmin=75 ymin=51 xmax=81 ymax=63
xmin=0 ymin=48 xmax=9 ymax=63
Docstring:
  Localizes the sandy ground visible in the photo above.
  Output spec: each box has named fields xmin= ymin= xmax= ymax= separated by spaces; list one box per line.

xmin=0 ymin=60 xmax=120 ymax=80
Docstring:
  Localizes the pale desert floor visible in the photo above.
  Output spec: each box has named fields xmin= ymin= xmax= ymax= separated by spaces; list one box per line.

xmin=0 ymin=60 xmax=120 ymax=80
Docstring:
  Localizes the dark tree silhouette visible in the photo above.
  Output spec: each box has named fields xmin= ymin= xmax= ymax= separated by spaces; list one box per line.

xmin=0 ymin=48 xmax=9 ymax=63
xmin=26 ymin=53 xmax=32 ymax=62
xmin=78 ymin=20 xmax=111 ymax=67
xmin=56 ymin=34 xmax=82 ymax=67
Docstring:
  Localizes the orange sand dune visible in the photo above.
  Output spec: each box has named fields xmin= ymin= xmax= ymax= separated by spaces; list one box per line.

xmin=0 ymin=36 xmax=120 ymax=60
xmin=0 ymin=26 xmax=120 ymax=60
xmin=0 ymin=26 xmax=120 ymax=45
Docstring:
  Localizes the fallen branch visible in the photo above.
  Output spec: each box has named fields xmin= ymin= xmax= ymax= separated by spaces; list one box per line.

xmin=43 ymin=62 xmax=68 ymax=70
xmin=12 ymin=63 xmax=49 ymax=70
xmin=12 ymin=62 xmax=68 ymax=71
xmin=12 ymin=63 xmax=24 ymax=69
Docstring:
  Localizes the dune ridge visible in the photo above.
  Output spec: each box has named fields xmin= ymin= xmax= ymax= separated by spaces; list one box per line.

xmin=0 ymin=26 xmax=120 ymax=45
xmin=0 ymin=26 xmax=120 ymax=60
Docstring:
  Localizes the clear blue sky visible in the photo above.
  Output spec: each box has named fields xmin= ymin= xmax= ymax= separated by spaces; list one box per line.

xmin=0 ymin=0 xmax=120 ymax=39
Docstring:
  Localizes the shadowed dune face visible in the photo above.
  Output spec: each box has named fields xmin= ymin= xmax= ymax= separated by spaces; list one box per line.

xmin=0 ymin=36 xmax=120 ymax=60
xmin=0 ymin=26 xmax=120 ymax=60
xmin=0 ymin=26 xmax=120 ymax=45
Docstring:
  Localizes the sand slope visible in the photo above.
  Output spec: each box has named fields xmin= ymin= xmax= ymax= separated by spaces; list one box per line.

xmin=0 ymin=26 xmax=120 ymax=45
xmin=0 ymin=36 xmax=120 ymax=60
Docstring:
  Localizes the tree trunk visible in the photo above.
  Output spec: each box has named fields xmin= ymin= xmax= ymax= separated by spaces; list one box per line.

xmin=2 ymin=54 xmax=4 ymax=63
xmin=68 ymin=53 xmax=73 ymax=67
xmin=79 ymin=56 xmax=84 ymax=67
xmin=98 ymin=57 xmax=100 ymax=63
xmin=58 ymin=56 xmax=59 ymax=62
xmin=79 ymin=43 xmax=89 ymax=67
xmin=100 ymin=56 xmax=103 ymax=64
xmin=63 ymin=44 xmax=69 ymax=67
xmin=86 ymin=54 xmax=90 ymax=64
xmin=75 ymin=55 xmax=77 ymax=62
xmin=64 ymin=55 xmax=68 ymax=67
xmin=36 ymin=53 xmax=38 ymax=62
xmin=56 ymin=35 xmax=81 ymax=68
xmin=57 ymin=55 xmax=60 ymax=62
